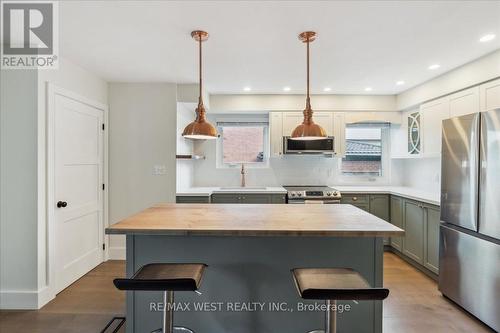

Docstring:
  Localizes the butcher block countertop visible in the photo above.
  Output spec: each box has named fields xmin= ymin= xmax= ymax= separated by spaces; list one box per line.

xmin=106 ymin=203 xmax=404 ymax=237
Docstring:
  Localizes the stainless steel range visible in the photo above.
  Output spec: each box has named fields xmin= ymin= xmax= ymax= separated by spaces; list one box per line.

xmin=283 ymin=185 xmax=341 ymax=204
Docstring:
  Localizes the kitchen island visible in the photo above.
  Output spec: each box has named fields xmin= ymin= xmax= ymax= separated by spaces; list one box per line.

xmin=106 ymin=203 xmax=403 ymax=333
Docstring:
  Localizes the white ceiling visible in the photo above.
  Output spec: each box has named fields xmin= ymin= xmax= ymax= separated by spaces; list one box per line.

xmin=60 ymin=1 xmax=500 ymax=95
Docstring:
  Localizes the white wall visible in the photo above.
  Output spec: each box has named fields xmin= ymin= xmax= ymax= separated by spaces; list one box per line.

xmin=192 ymin=119 xmax=401 ymax=188
xmin=108 ymin=83 xmax=177 ymax=257
xmin=0 ymin=57 xmax=108 ymax=309
xmin=397 ymin=50 xmax=500 ymax=110
xmin=210 ymin=94 xmax=397 ymax=112
xmin=176 ymin=103 xmax=195 ymax=191
xmin=400 ymin=158 xmax=441 ymax=193
xmin=0 ymin=70 xmax=39 ymax=308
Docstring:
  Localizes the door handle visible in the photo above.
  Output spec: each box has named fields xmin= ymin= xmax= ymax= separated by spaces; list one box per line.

xmin=57 ymin=201 xmax=68 ymax=208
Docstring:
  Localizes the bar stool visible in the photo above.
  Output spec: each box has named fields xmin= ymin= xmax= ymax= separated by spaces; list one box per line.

xmin=114 ymin=263 xmax=207 ymax=333
xmin=291 ymin=268 xmax=389 ymax=333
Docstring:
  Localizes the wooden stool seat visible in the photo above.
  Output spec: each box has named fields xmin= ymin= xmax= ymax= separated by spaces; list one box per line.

xmin=292 ymin=268 xmax=389 ymax=300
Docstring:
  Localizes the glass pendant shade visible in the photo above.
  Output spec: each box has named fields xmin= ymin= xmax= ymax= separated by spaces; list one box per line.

xmin=291 ymin=31 xmax=326 ymax=141
xmin=182 ymin=30 xmax=218 ymax=140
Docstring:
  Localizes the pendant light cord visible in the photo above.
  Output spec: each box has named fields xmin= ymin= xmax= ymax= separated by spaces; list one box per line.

xmin=198 ymin=35 xmax=203 ymax=107
xmin=198 ymin=36 xmax=203 ymax=104
xmin=304 ymin=35 xmax=312 ymax=123
xmin=195 ymin=32 xmax=206 ymax=122
xmin=306 ymin=36 xmax=310 ymax=103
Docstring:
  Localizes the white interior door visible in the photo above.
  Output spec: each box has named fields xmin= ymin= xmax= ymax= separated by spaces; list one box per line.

xmin=54 ymin=93 xmax=104 ymax=294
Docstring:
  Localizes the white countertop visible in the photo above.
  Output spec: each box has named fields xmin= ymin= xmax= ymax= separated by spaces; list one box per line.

xmin=331 ymin=185 xmax=440 ymax=206
xmin=177 ymin=186 xmax=287 ymax=196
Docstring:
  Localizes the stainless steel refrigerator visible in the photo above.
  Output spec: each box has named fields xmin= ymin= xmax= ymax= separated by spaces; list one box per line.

xmin=439 ymin=109 xmax=500 ymax=331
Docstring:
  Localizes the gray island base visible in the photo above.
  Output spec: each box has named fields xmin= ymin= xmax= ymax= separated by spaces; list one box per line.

xmin=107 ymin=204 xmax=403 ymax=333
xmin=125 ymin=235 xmax=384 ymax=333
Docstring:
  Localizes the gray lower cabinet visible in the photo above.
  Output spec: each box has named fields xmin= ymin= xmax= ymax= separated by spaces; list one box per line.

xmin=369 ymin=195 xmax=390 ymax=221
xmin=369 ymin=195 xmax=390 ymax=245
xmin=390 ymin=196 xmax=440 ymax=274
xmin=341 ymin=192 xmax=440 ymax=275
xmin=390 ymin=196 xmax=404 ymax=252
xmin=342 ymin=194 xmax=390 ymax=244
xmin=211 ymin=193 xmax=286 ymax=204
xmin=176 ymin=196 xmax=210 ymax=203
xmin=403 ymin=200 xmax=425 ymax=264
xmin=424 ymin=205 xmax=440 ymax=274
xmin=341 ymin=194 xmax=369 ymax=212
xmin=211 ymin=193 xmax=242 ymax=203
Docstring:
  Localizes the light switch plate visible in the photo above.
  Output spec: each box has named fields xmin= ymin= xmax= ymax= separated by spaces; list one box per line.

xmin=153 ymin=164 xmax=167 ymax=175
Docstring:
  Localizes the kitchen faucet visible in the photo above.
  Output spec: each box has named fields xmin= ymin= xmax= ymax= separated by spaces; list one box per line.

xmin=240 ymin=164 xmax=246 ymax=187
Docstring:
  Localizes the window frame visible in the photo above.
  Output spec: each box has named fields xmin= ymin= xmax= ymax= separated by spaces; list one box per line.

xmin=336 ymin=123 xmax=392 ymax=185
xmin=215 ymin=118 xmax=270 ymax=169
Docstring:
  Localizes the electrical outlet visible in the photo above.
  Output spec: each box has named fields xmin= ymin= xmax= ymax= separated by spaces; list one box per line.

xmin=153 ymin=165 xmax=167 ymax=175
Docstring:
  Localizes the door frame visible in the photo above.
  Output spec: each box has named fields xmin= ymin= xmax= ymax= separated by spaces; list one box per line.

xmin=45 ymin=83 xmax=109 ymax=299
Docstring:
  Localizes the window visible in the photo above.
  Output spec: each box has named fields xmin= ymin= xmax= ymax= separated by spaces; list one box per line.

xmin=217 ymin=121 xmax=269 ymax=167
xmin=341 ymin=124 xmax=388 ymax=177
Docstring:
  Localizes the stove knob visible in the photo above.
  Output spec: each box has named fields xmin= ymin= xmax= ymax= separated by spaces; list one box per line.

xmin=327 ymin=192 xmax=331 ymax=196
xmin=298 ymin=193 xmax=302 ymax=197
xmin=290 ymin=192 xmax=296 ymax=197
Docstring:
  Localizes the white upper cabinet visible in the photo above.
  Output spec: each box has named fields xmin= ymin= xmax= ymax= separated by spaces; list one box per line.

xmin=282 ymin=111 xmax=333 ymax=136
xmin=282 ymin=112 xmax=303 ymax=136
xmin=269 ymin=112 xmax=283 ymax=157
xmin=421 ymin=96 xmax=450 ymax=157
xmin=480 ymin=78 xmax=500 ymax=111
xmin=345 ymin=112 xmax=402 ymax=125
xmin=390 ymin=108 xmax=422 ymax=158
xmin=449 ymin=86 xmax=480 ymax=118
xmin=333 ymin=112 xmax=346 ymax=157
xmin=313 ymin=112 xmax=334 ymax=135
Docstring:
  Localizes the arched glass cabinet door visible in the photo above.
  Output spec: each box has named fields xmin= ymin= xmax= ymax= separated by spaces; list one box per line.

xmin=408 ymin=112 xmax=421 ymax=155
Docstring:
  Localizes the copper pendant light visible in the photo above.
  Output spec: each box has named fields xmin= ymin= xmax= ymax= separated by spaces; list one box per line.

xmin=291 ymin=31 xmax=327 ymax=140
xmin=182 ymin=30 xmax=218 ymax=140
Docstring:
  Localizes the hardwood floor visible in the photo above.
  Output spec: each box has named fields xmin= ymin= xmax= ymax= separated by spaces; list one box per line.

xmin=0 ymin=253 xmax=493 ymax=332
xmin=0 ymin=260 xmax=126 ymax=333
xmin=383 ymin=253 xmax=493 ymax=333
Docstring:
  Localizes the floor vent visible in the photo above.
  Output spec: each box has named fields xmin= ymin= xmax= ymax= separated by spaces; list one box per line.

xmin=100 ymin=316 xmax=126 ymax=333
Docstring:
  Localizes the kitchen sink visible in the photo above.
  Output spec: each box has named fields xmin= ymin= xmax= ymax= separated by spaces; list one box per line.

xmin=217 ymin=187 xmax=268 ymax=191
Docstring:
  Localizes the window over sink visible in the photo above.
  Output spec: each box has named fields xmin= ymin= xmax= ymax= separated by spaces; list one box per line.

xmin=216 ymin=120 xmax=269 ymax=168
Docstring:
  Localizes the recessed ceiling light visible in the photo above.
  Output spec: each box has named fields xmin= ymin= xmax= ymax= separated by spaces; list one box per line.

xmin=428 ymin=64 xmax=440 ymax=70
xmin=323 ymin=87 xmax=332 ymax=92
xmin=396 ymin=81 xmax=405 ymax=86
xmin=243 ymin=87 xmax=251 ymax=92
xmin=364 ymin=87 xmax=373 ymax=92
xmin=283 ymin=86 xmax=291 ymax=92
xmin=479 ymin=34 xmax=496 ymax=43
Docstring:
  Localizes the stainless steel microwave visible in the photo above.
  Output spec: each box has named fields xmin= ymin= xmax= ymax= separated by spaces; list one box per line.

xmin=283 ymin=136 xmax=335 ymax=155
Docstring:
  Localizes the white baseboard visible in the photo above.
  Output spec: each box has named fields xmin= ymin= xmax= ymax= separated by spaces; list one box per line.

xmin=0 ymin=287 xmax=54 ymax=310
xmin=37 ymin=286 xmax=55 ymax=308
xmin=108 ymin=246 xmax=126 ymax=260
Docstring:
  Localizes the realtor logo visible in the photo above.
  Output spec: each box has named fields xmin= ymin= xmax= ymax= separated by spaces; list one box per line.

xmin=1 ymin=1 xmax=59 ymax=68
